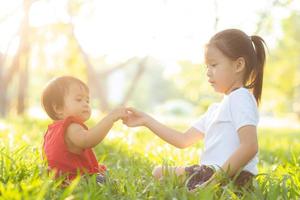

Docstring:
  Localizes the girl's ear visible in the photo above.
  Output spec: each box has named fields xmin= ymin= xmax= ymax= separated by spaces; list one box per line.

xmin=235 ymin=57 xmax=246 ymax=73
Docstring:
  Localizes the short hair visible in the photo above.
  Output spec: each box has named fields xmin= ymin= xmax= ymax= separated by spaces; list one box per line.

xmin=41 ymin=76 xmax=89 ymax=120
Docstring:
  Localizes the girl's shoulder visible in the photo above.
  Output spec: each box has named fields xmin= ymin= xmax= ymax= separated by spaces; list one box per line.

xmin=226 ymin=88 xmax=259 ymax=120
xmin=229 ymin=87 xmax=251 ymax=97
xmin=226 ymin=88 xmax=259 ymax=128
xmin=206 ymin=103 xmax=220 ymax=113
xmin=227 ymin=88 xmax=257 ymax=107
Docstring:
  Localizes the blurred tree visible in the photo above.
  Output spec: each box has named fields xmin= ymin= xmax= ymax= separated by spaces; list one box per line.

xmin=17 ymin=0 xmax=31 ymax=114
xmin=0 ymin=0 xmax=32 ymax=116
xmin=0 ymin=52 xmax=4 ymax=116
xmin=126 ymin=58 xmax=182 ymax=110
xmin=69 ymin=22 xmax=148 ymax=111
xmin=1 ymin=0 xmax=298 ymax=118
xmin=67 ymin=0 xmax=151 ymax=112
xmin=264 ymin=10 xmax=300 ymax=117
xmin=0 ymin=0 xmax=153 ymax=116
xmin=254 ymin=0 xmax=290 ymax=34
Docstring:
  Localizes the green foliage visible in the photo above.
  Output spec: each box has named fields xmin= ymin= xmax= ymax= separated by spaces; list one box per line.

xmin=263 ymin=10 xmax=300 ymax=115
xmin=0 ymin=117 xmax=299 ymax=199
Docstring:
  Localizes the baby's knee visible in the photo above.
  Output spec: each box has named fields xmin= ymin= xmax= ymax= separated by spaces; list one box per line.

xmin=152 ymin=166 xmax=163 ymax=179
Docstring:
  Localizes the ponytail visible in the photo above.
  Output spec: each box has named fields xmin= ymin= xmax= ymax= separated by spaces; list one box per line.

xmin=247 ymin=35 xmax=267 ymax=105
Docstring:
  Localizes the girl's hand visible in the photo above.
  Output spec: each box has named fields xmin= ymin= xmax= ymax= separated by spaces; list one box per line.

xmin=108 ymin=107 xmax=128 ymax=122
xmin=123 ymin=107 xmax=148 ymax=127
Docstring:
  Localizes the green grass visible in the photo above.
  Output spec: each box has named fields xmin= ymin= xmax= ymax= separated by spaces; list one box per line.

xmin=0 ymin=117 xmax=299 ymax=199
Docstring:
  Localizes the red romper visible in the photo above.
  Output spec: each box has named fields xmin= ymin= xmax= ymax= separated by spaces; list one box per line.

xmin=43 ymin=116 xmax=106 ymax=180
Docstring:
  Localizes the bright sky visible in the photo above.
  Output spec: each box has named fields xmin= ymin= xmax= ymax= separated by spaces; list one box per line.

xmin=0 ymin=0 xmax=299 ymax=65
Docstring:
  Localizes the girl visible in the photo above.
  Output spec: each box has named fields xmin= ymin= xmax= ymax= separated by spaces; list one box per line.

xmin=124 ymin=29 xmax=266 ymax=191
xmin=42 ymin=76 xmax=127 ymax=184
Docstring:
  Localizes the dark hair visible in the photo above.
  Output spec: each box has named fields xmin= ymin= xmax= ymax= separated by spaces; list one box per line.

xmin=41 ymin=76 xmax=89 ymax=120
xmin=208 ymin=29 xmax=267 ymax=105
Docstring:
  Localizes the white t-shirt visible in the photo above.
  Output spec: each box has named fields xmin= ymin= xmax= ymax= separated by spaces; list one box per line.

xmin=192 ymin=88 xmax=259 ymax=175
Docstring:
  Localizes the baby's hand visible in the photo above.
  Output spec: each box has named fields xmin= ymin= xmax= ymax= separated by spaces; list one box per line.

xmin=108 ymin=107 xmax=128 ymax=122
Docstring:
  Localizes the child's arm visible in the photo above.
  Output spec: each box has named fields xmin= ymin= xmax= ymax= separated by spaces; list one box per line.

xmin=66 ymin=107 xmax=128 ymax=150
xmin=205 ymin=125 xmax=258 ymax=185
xmin=220 ymin=125 xmax=258 ymax=176
xmin=124 ymin=107 xmax=204 ymax=148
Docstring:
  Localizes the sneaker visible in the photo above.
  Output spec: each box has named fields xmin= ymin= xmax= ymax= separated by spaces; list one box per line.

xmin=96 ymin=173 xmax=106 ymax=185
xmin=185 ymin=165 xmax=214 ymax=192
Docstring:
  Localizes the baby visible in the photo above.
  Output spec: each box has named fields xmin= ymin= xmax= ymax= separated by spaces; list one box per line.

xmin=41 ymin=76 xmax=127 ymax=184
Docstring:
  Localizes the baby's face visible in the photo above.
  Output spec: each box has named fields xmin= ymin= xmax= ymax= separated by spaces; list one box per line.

xmin=60 ymin=84 xmax=91 ymax=122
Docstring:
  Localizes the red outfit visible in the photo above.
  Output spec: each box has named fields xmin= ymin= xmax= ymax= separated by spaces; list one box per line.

xmin=43 ymin=116 xmax=106 ymax=180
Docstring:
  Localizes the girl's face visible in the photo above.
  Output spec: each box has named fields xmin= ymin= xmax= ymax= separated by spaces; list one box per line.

xmin=58 ymin=84 xmax=91 ymax=122
xmin=204 ymin=45 xmax=240 ymax=94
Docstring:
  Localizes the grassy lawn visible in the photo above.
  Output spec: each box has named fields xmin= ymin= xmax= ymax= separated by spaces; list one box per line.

xmin=0 ymin=117 xmax=299 ymax=199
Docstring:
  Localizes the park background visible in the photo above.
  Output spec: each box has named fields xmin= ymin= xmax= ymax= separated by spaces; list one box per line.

xmin=0 ymin=0 xmax=299 ymax=199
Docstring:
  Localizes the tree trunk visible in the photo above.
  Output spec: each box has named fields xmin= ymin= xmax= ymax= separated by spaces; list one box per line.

xmin=0 ymin=53 xmax=7 ymax=117
xmin=17 ymin=58 xmax=29 ymax=114
xmin=69 ymin=15 xmax=145 ymax=112
xmin=70 ymin=26 xmax=110 ymax=111
xmin=0 ymin=0 xmax=32 ymax=116
xmin=16 ymin=0 xmax=31 ymax=115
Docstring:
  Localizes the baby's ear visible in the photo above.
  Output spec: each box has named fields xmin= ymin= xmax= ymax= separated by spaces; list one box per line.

xmin=53 ymin=104 xmax=63 ymax=119
xmin=235 ymin=57 xmax=246 ymax=73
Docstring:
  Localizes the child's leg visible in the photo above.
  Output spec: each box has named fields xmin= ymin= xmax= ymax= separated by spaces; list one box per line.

xmin=152 ymin=166 xmax=186 ymax=179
